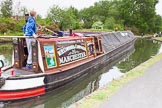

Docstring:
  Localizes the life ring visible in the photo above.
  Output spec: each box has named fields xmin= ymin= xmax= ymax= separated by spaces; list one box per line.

xmin=0 ymin=60 xmax=4 ymax=68
xmin=0 ymin=77 xmax=5 ymax=88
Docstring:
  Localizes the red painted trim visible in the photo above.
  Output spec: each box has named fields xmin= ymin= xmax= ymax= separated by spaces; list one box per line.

xmin=0 ymin=87 xmax=45 ymax=100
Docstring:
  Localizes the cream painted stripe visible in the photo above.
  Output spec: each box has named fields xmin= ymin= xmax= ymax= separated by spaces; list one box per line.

xmin=38 ymin=42 xmax=45 ymax=73
xmin=0 ymin=77 xmax=45 ymax=90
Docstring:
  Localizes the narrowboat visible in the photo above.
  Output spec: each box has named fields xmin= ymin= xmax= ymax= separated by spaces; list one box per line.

xmin=0 ymin=31 xmax=135 ymax=102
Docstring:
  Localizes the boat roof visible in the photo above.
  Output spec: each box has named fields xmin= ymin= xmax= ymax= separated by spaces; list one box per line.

xmin=37 ymin=36 xmax=90 ymax=42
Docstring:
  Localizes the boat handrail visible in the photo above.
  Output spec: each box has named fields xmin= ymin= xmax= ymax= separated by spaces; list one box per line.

xmin=38 ymin=35 xmax=58 ymax=38
xmin=0 ymin=36 xmax=34 ymax=38
xmin=0 ymin=35 xmax=58 ymax=39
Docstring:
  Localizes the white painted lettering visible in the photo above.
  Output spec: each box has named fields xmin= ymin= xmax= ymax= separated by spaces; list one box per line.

xmin=59 ymin=52 xmax=86 ymax=64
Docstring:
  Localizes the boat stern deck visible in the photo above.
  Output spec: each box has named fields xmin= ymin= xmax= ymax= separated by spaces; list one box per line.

xmin=1 ymin=68 xmax=37 ymax=78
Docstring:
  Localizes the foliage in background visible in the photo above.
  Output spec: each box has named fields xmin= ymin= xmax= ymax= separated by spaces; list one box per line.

xmin=47 ymin=5 xmax=82 ymax=30
xmin=92 ymin=21 xmax=103 ymax=29
xmin=0 ymin=0 xmax=13 ymax=17
xmin=0 ymin=17 xmax=24 ymax=35
xmin=79 ymin=0 xmax=162 ymax=34
xmin=0 ymin=0 xmax=162 ymax=35
xmin=119 ymin=0 xmax=159 ymax=34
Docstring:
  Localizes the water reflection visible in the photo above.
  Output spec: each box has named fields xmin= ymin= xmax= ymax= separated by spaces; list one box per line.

xmin=157 ymin=45 xmax=162 ymax=54
xmin=99 ymin=66 xmax=124 ymax=88
xmin=0 ymin=43 xmax=13 ymax=67
xmin=116 ymin=39 xmax=161 ymax=73
xmin=1 ymin=39 xmax=162 ymax=108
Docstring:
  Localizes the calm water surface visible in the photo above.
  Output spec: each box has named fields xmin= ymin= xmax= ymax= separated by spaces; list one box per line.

xmin=0 ymin=39 xmax=161 ymax=108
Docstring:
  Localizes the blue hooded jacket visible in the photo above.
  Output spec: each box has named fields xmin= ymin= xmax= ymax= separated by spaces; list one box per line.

xmin=24 ymin=16 xmax=37 ymax=36
xmin=23 ymin=24 xmax=26 ymax=34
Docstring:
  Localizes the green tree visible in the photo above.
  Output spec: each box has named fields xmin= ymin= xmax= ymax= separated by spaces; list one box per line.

xmin=47 ymin=5 xmax=81 ymax=30
xmin=79 ymin=6 xmax=95 ymax=28
xmin=104 ymin=18 xmax=115 ymax=30
xmin=47 ymin=5 xmax=65 ymax=24
xmin=92 ymin=21 xmax=103 ymax=29
xmin=0 ymin=0 xmax=13 ymax=17
xmin=119 ymin=0 xmax=158 ymax=34
xmin=0 ymin=17 xmax=24 ymax=35
xmin=63 ymin=7 xmax=81 ymax=30
xmin=21 ymin=6 xmax=28 ymax=16
xmin=79 ymin=0 xmax=122 ymax=29
xmin=152 ymin=15 xmax=162 ymax=33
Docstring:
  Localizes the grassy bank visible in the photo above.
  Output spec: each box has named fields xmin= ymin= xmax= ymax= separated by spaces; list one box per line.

xmin=135 ymin=35 xmax=153 ymax=38
xmin=153 ymin=37 xmax=162 ymax=41
xmin=70 ymin=53 xmax=162 ymax=108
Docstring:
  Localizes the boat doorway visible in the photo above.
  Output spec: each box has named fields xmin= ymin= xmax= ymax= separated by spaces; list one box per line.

xmin=93 ymin=36 xmax=103 ymax=55
xmin=13 ymin=38 xmax=28 ymax=68
xmin=13 ymin=38 xmax=39 ymax=72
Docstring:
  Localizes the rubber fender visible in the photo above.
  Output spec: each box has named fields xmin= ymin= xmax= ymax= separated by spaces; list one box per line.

xmin=0 ymin=77 xmax=5 ymax=88
xmin=0 ymin=60 xmax=4 ymax=68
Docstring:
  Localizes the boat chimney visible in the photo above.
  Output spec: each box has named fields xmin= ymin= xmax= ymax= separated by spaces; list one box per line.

xmin=69 ymin=25 xmax=72 ymax=36
xmin=11 ymin=68 xmax=15 ymax=77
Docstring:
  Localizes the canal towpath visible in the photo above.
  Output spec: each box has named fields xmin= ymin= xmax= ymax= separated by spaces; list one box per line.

xmin=100 ymin=55 xmax=162 ymax=108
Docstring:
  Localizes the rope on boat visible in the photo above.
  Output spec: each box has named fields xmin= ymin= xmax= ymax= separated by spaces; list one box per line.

xmin=37 ymin=24 xmax=58 ymax=36
xmin=0 ymin=36 xmax=35 ymax=38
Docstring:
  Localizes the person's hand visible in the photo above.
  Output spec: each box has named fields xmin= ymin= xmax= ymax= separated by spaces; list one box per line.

xmin=33 ymin=34 xmax=38 ymax=38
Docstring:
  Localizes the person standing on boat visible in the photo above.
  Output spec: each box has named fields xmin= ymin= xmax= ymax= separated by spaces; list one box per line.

xmin=23 ymin=10 xmax=38 ymax=69
xmin=23 ymin=13 xmax=29 ymax=66
xmin=23 ymin=13 xmax=29 ymax=34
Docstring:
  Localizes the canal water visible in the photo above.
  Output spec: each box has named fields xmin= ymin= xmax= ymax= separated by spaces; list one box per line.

xmin=0 ymin=39 xmax=162 ymax=108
